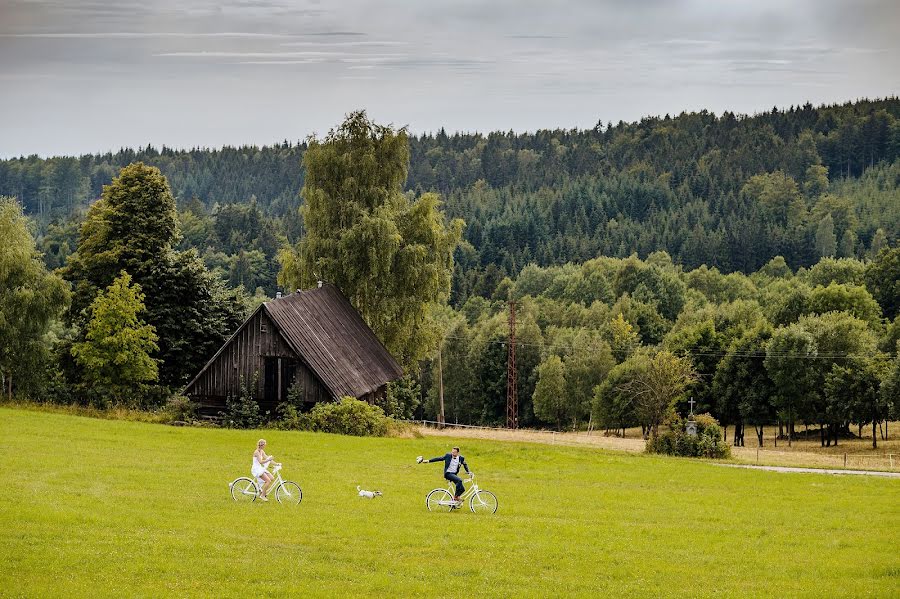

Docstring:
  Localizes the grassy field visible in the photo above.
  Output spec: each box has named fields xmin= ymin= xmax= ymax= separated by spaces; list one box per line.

xmin=2 ymin=408 xmax=899 ymax=597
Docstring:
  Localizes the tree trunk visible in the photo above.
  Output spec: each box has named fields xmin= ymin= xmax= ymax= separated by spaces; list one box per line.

xmin=788 ymin=410 xmax=794 ymax=448
xmin=821 ymin=426 xmax=826 ymax=447
xmin=873 ymin=418 xmax=878 ymax=449
xmin=756 ymin=425 xmax=764 ymax=447
xmin=733 ymin=422 xmax=745 ymax=447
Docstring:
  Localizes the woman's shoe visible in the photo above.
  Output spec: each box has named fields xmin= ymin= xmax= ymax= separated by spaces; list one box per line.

xmin=259 ymin=496 xmax=269 ymax=502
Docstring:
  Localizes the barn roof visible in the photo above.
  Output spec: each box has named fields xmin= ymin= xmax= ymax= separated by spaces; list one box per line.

xmin=262 ymin=283 xmax=403 ymax=399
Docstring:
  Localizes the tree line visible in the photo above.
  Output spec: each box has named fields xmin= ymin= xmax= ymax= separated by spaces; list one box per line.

xmin=416 ymin=249 xmax=900 ymax=448
xmin=2 ymin=98 xmax=898 ymax=304
xmin=0 ymin=107 xmax=898 ymax=446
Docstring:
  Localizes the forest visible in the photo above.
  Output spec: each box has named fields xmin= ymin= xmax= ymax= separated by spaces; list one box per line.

xmin=2 ymin=97 xmax=899 ymax=302
xmin=1 ymin=99 xmax=899 ymax=446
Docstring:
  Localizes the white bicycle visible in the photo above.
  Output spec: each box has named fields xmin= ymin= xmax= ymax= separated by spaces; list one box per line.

xmin=229 ymin=463 xmax=302 ymax=504
xmin=426 ymin=473 xmax=498 ymax=514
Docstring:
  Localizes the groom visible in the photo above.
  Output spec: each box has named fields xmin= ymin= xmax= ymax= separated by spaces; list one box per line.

xmin=419 ymin=446 xmax=472 ymax=504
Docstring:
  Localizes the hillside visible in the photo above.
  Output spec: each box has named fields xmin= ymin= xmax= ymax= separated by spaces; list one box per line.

xmin=2 ymin=98 xmax=899 ymax=301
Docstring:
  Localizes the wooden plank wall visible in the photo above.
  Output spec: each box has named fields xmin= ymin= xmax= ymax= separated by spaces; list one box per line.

xmin=187 ymin=310 xmax=328 ymax=413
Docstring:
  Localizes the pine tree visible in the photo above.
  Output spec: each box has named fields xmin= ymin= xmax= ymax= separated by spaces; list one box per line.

xmin=815 ymin=214 xmax=837 ymax=258
xmin=64 ymin=163 xmax=244 ymax=388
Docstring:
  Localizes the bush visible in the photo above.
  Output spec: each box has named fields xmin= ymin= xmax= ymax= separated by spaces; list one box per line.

xmin=274 ymin=403 xmax=305 ymax=430
xmin=647 ymin=413 xmax=731 ymax=459
xmin=220 ymin=376 xmax=262 ymax=428
xmin=379 ymin=376 xmax=420 ymax=420
xmin=164 ymin=394 xmax=196 ymax=423
xmin=303 ymin=396 xmax=390 ymax=436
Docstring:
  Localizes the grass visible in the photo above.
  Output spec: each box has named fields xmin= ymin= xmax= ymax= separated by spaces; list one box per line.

xmin=2 ymin=407 xmax=899 ymax=597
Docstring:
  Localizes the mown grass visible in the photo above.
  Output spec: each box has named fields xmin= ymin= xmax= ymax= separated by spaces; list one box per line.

xmin=1 ymin=408 xmax=898 ymax=597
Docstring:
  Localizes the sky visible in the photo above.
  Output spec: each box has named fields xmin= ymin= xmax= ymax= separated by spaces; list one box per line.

xmin=1 ymin=0 xmax=898 ymax=157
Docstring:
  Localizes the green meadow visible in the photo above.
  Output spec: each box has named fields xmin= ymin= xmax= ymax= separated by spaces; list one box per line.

xmin=1 ymin=407 xmax=898 ymax=597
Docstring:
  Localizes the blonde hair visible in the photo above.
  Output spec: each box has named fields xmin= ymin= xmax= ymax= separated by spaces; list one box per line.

xmin=257 ymin=439 xmax=266 ymax=447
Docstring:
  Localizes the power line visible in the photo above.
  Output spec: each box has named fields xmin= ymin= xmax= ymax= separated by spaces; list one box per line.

xmin=441 ymin=333 xmax=896 ymax=361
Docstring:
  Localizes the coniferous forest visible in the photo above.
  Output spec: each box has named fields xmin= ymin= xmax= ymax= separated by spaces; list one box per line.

xmin=1 ymin=98 xmax=899 ymax=444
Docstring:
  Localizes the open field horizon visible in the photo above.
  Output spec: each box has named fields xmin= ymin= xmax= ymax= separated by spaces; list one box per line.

xmin=419 ymin=422 xmax=900 ymax=473
xmin=2 ymin=407 xmax=898 ymax=597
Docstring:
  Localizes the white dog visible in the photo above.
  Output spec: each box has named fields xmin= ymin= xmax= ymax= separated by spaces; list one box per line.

xmin=357 ymin=485 xmax=383 ymax=499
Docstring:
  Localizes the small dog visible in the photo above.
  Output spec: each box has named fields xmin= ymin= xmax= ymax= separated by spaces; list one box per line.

xmin=357 ymin=485 xmax=383 ymax=499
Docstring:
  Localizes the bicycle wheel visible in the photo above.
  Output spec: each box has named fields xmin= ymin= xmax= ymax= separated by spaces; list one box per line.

xmin=469 ymin=490 xmax=498 ymax=514
xmin=275 ymin=481 xmax=303 ymax=505
xmin=426 ymin=488 xmax=455 ymax=512
xmin=230 ymin=477 xmax=258 ymax=503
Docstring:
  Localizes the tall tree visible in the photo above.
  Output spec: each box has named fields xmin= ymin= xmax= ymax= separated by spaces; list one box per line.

xmin=0 ymin=198 xmax=70 ymax=399
xmin=71 ymin=272 xmax=159 ymax=404
xmin=608 ymin=312 xmax=640 ymax=363
xmin=713 ymin=325 xmax=776 ymax=447
xmin=815 ymin=214 xmax=837 ymax=258
xmin=563 ymin=333 xmax=615 ymax=428
xmin=764 ymin=325 xmax=817 ymax=446
xmin=532 ymin=354 xmax=568 ymax=429
xmin=620 ymin=350 xmax=697 ymax=439
xmin=279 ymin=111 xmax=464 ymax=368
xmin=880 ymin=353 xmax=900 ymax=425
xmin=593 ymin=354 xmax=646 ymax=436
xmin=64 ymin=163 xmax=243 ymax=389
xmin=864 ymin=246 xmax=900 ymax=320
xmin=824 ymin=360 xmax=885 ymax=449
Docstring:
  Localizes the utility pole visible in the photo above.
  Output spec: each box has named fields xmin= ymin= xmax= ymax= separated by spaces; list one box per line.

xmin=506 ymin=300 xmax=518 ymax=429
xmin=438 ymin=347 xmax=445 ymax=429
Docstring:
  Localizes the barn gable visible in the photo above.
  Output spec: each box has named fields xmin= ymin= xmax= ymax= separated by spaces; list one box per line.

xmin=264 ymin=283 xmax=404 ymax=399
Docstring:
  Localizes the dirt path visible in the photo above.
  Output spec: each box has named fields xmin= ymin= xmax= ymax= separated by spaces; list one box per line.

xmin=715 ymin=464 xmax=900 ymax=478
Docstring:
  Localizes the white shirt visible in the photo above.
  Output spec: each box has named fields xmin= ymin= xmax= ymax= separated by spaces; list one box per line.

xmin=447 ymin=455 xmax=460 ymax=474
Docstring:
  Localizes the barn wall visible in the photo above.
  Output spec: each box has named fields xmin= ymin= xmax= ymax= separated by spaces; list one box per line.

xmin=186 ymin=309 xmax=329 ymax=415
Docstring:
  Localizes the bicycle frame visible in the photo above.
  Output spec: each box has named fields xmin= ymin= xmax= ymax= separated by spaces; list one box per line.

xmin=257 ymin=464 xmax=285 ymax=491
xmin=446 ymin=477 xmax=478 ymax=501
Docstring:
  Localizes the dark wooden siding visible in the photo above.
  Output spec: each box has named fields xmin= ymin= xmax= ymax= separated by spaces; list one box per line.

xmin=185 ymin=309 xmax=328 ymax=415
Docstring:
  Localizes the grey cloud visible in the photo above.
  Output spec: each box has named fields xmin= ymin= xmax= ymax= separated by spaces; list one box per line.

xmin=0 ymin=0 xmax=897 ymax=156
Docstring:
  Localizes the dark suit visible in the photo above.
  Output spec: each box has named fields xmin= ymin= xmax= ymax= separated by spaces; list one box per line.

xmin=427 ymin=453 xmax=470 ymax=497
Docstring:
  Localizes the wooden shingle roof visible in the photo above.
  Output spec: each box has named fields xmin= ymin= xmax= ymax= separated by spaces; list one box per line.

xmin=263 ymin=284 xmax=403 ymax=399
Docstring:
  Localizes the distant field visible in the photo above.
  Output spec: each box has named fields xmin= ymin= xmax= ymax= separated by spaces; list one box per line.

xmin=422 ymin=423 xmax=900 ymax=472
xmin=2 ymin=408 xmax=898 ymax=597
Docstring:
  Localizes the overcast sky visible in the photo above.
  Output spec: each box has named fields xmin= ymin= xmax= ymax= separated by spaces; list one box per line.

xmin=1 ymin=0 xmax=898 ymax=157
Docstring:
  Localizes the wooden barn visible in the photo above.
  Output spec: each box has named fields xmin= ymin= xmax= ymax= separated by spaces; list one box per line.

xmin=184 ymin=283 xmax=403 ymax=415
